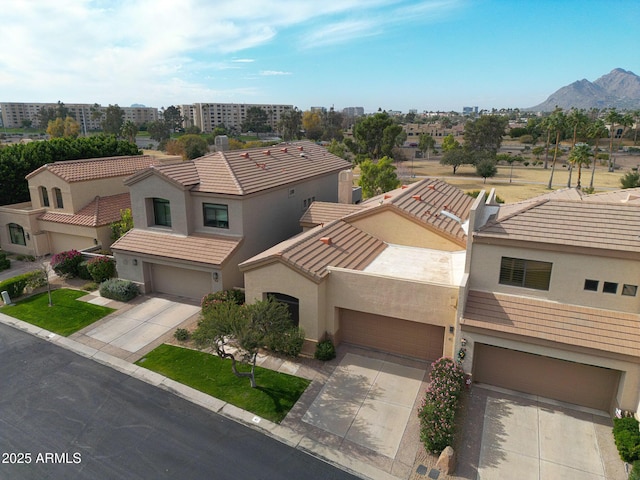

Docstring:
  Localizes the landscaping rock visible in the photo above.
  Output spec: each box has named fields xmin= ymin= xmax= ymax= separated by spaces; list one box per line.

xmin=435 ymin=446 xmax=456 ymax=475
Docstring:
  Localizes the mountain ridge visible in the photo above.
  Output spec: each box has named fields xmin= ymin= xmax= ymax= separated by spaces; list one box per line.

xmin=528 ymin=68 xmax=640 ymax=111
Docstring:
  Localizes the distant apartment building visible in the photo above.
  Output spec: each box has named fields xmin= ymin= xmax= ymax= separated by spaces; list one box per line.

xmin=180 ymin=103 xmax=294 ymax=134
xmin=403 ymin=122 xmax=465 ymax=139
xmin=0 ymin=102 xmax=158 ymax=131
xmin=310 ymin=106 xmax=326 ymax=114
xmin=463 ymin=106 xmax=479 ymax=115
xmin=342 ymin=107 xmax=364 ymax=117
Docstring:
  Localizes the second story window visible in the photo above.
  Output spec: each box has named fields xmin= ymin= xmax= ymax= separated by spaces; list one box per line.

xmin=40 ymin=186 xmax=50 ymax=207
xmin=153 ymin=198 xmax=171 ymax=227
xmin=203 ymin=203 xmax=228 ymax=228
xmin=53 ymin=187 xmax=63 ymax=208
xmin=499 ymin=257 xmax=552 ymax=291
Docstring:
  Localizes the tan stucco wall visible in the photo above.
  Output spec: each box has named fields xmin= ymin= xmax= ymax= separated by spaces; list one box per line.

xmin=243 ymin=262 xmax=324 ymax=341
xmin=129 ymin=175 xmax=191 ymax=235
xmin=469 ymin=243 xmax=640 ymax=313
xmin=461 ymin=331 xmax=640 ymax=412
xmin=0 ymin=204 xmax=47 ymax=256
xmin=38 ymin=221 xmax=109 ymax=254
xmin=326 ymin=268 xmax=458 ymax=358
xmin=350 ymin=209 xmax=462 ymax=251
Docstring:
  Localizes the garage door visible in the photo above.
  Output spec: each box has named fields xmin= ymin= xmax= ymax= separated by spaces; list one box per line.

xmin=473 ymin=344 xmax=620 ymax=411
xmin=151 ymin=263 xmax=213 ymax=300
xmin=339 ymin=309 xmax=444 ymax=361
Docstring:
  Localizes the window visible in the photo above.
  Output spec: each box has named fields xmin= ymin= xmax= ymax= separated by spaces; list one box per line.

xmin=622 ymin=284 xmax=637 ymax=297
xmin=584 ymin=279 xmax=599 ymax=291
xmin=40 ymin=186 xmax=49 ymax=207
xmin=153 ymin=198 xmax=171 ymax=227
xmin=53 ymin=187 xmax=63 ymax=208
xmin=203 ymin=203 xmax=228 ymax=228
xmin=603 ymin=282 xmax=618 ymax=294
xmin=499 ymin=257 xmax=552 ymax=290
xmin=8 ymin=223 xmax=26 ymax=246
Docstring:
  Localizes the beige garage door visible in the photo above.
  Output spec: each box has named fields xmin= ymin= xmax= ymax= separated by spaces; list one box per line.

xmin=339 ymin=309 xmax=444 ymax=361
xmin=151 ymin=263 xmax=213 ymax=300
xmin=473 ymin=344 xmax=620 ymax=411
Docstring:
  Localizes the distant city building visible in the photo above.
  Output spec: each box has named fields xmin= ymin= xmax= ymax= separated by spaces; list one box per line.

xmin=342 ymin=107 xmax=364 ymax=117
xmin=462 ymin=106 xmax=479 ymax=115
xmin=181 ymin=103 xmax=294 ymax=134
xmin=0 ymin=102 xmax=158 ymax=131
xmin=408 ymin=109 xmax=418 ymax=115
xmin=310 ymin=106 xmax=326 ymax=114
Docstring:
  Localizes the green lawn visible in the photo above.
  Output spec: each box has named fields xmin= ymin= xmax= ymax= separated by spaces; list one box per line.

xmin=2 ymin=289 xmax=115 ymax=336
xmin=136 ymin=344 xmax=310 ymax=423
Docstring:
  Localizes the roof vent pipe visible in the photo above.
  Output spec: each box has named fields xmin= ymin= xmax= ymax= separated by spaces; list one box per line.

xmin=263 ymin=150 xmax=271 ymax=155
xmin=320 ymin=237 xmax=332 ymax=245
xmin=412 ymin=195 xmax=422 ymax=201
xmin=241 ymin=152 xmax=249 ymax=158
xmin=281 ymin=147 xmax=288 ymax=153
xmin=428 ymin=184 xmax=436 ymax=190
xmin=298 ymin=146 xmax=304 ymax=151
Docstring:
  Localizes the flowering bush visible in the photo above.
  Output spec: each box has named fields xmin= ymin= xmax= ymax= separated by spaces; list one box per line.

xmin=86 ymin=256 xmax=116 ymax=283
xmin=50 ymin=250 xmax=83 ymax=277
xmin=418 ymin=357 xmax=467 ymax=453
xmin=201 ymin=289 xmax=245 ymax=313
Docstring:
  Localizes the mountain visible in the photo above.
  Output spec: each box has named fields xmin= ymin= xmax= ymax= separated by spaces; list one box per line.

xmin=528 ymin=68 xmax=640 ymax=111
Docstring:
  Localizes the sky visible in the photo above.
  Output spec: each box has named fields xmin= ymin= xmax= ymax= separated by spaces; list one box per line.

xmin=1 ymin=0 xmax=639 ymax=113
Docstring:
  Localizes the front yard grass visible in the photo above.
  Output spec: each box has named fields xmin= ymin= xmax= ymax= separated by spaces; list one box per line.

xmin=136 ymin=344 xmax=310 ymax=423
xmin=1 ymin=288 xmax=114 ymax=336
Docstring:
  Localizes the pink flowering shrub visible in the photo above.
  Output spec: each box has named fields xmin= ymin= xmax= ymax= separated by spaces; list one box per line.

xmin=418 ymin=357 xmax=467 ymax=453
xmin=201 ymin=289 xmax=245 ymax=314
xmin=50 ymin=249 xmax=83 ymax=277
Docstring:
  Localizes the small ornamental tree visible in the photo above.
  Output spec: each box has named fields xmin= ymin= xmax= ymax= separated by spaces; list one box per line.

xmin=418 ymin=357 xmax=467 ymax=453
xmin=50 ymin=250 xmax=83 ymax=277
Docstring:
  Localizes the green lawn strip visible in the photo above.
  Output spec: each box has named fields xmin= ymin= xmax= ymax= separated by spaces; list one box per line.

xmin=1 ymin=289 xmax=115 ymax=336
xmin=136 ymin=344 xmax=310 ymax=423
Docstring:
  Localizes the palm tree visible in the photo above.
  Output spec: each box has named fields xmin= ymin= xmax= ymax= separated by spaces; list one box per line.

xmin=568 ymin=143 xmax=592 ymax=190
xmin=120 ymin=120 xmax=139 ymax=144
xmin=586 ymin=119 xmax=609 ymax=189
xmin=546 ymin=108 xmax=566 ymax=189
xmin=632 ymin=109 xmax=640 ymax=146
xmin=566 ymin=109 xmax=589 ymax=187
xmin=605 ymin=108 xmax=623 ymax=172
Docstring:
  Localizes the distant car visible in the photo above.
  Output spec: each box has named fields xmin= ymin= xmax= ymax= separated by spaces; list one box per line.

xmin=408 ymin=142 xmax=418 ymax=147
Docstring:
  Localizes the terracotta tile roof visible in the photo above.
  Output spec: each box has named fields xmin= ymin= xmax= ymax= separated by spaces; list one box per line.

xmin=111 ymin=229 xmax=241 ymax=266
xmin=461 ymin=290 xmax=640 ymax=358
xmin=240 ymin=220 xmax=387 ymax=282
xmin=26 ymin=155 xmax=158 ymax=182
xmin=300 ymin=201 xmax=365 ymax=227
xmin=38 ymin=193 xmax=130 ymax=227
xmin=128 ymin=141 xmax=351 ymax=195
xmin=476 ymin=199 xmax=640 ymax=253
xmin=356 ymin=179 xmax=474 ymax=244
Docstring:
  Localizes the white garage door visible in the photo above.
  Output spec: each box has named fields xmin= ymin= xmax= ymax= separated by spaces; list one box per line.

xmin=151 ymin=263 xmax=213 ymax=300
xmin=339 ymin=309 xmax=445 ymax=361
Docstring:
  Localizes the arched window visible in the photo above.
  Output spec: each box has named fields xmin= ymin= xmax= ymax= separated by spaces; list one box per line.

xmin=53 ymin=187 xmax=64 ymax=208
xmin=8 ymin=223 xmax=26 ymax=246
xmin=40 ymin=186 xmax=50 ymax=207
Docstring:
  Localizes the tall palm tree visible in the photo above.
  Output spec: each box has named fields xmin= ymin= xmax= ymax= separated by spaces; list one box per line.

xmin=586 ymin=119 xmax=609 ymax=189
xmin=566 ymin=109 xmax=589 ymax=187
xmin=546 ymin=108 xmax=566 ymax=189
xmin=568 ymin=143 xmax=592 ymax=190
xmin=605 ymin=108 xmax=623 ymax=172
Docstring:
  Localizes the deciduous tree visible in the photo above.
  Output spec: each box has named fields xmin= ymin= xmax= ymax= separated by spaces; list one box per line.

xmin=161 ymin=105 xmax=184 ymax=133
xmin=418 ymin=133 xmax=435 ymax=161
xmin=241 ymin=107 xmax=270 ymax=137
xmin=302 ymin=111 xmax=322 ymax=141
xmin=102 ymin=104 xmax=125 ymax=136
xmin=476 ymin=157 xmax=498 ymax=183
xmin=358 ymin=156 xmax=401 ymax=198
xmin=46 ymin=116 xmax=80 ymax=138
xmin=463 ymin=115 xmax=508 ymax=154
xmin=277 ymin=107 xmax=302 ymax=141
xmin=351 ymin=112 xmax=403 ymax=161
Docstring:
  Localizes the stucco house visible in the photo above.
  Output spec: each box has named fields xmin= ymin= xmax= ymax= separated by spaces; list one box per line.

xmin=111 ymin=141 xmax=352 ymax=300
xmin=0 ymin=155 xmax=158 ymax=256
xmin=240 ymin=178 xmax=476 ymax=358
xmin=460 ymin=188 xmax=640 ymax=413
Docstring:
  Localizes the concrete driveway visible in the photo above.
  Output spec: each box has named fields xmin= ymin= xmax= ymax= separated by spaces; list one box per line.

xmin=456 ymin=385 xmax=627 ymax=480
xmin=71 ymin=294 xmax=200 ymax=362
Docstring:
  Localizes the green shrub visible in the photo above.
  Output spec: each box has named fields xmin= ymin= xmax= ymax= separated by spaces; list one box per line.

xmin=201 ymin=289 xmax=246 ymax=312
xmin=50 ymin=250 xmax=83 ymax=277
xmin=77 ymin=261 xmax=92 ymax=280
xmin=25 ymin=269 xmax=47 ymax=290
xmin=0 ymin=251 xmax=10 ymax=271
xmin=630 ymin=460 xmax=640 ymax=480
xmin=265 ymin=328 xmax=305 ymax=357
xmin=613 ymin=416 xmax=640 ymax=463
xmin=174 ymin=328 xmax=190 ymax=341
xmin=315 ymin=339 xmax=336 ymax=361
xmin=99 ymin=278 xmax=139 ymax=302
xmin=81 ymin=282 xmax=99 ymax=292
xmin=86 ymin=256 xmax=116 ymax=283
xmin=0 ymin=272 xmax=32 ymax=299
xmin=418 ymin=357 xmax=467 ymax=453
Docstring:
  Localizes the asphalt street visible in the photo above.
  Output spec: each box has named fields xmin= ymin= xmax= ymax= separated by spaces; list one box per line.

xmin=0 ymin=323 xmax=360 ymax=480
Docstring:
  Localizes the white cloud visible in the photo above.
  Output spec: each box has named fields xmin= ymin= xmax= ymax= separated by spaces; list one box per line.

xmin=260 ymin=71 xmax=293 ymax=76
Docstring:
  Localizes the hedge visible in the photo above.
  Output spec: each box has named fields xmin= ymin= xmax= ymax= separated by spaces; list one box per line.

xmin=99 ymin=278 xmax=139 ymax=302
xmin=613 ymin=416 xmax=640 ymax=463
